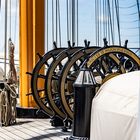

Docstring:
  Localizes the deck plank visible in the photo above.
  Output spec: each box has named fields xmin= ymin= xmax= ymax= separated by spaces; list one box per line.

xmin=0 ymin=118 xmax=71 ymax=140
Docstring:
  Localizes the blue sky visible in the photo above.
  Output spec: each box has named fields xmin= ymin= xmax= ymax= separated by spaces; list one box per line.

xmin=45 ymin=0 xmax=140 ymax=53
xmin=0 ymin=0 xmax=139 ymax=58
xmin=0 ymin=0 xmax=19 ymax=58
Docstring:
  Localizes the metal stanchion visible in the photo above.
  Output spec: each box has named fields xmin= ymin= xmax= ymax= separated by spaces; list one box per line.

xmin=67 ymin=65 xmax=96 ymax=140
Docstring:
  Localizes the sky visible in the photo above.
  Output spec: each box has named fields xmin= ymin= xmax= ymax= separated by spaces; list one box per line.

xmin=0 ymin=0 xmax=139 ymax=63
xmin=45 ymin=0 xmax=140 ymax=54
xmin=0 ymin=0 xmax=19 ymax=58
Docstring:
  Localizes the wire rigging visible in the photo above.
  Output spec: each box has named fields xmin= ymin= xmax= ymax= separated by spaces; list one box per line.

xmin=76 ymin=0 xmax=79 ymax=46
xmin=56 ymin=0 xmax=58 ymax=45
xmin=58 ymin=0 xmax=61 ymax=47
xmin=4 ymin=0 xmax=8 ymax=80
xmin=112 ymin=0 xmax=115 ymax=42
xmin=119 ymin=4 xmax=138 ymax=9
xmin=52 ymin=0 xmax=54 ymax=44
xmin=66 ymin=0 xmax=69 ymax=41
xmin=0 ymin=0 xmax=1 ymax=12
xmin=72 ymin=0 xmax=75 ymax=44
xmin=14 ymin=0 xmax=18 ymax=43
xmin=9 ymin=0 xmax=11 ymax=38
xmin=107 ymin=0 xmax=110 ymax=44
xmin=69 ymin=0 xmax=72 ymax=42
xmin=136 ymin=0 xmax=140 ymax=50
xmin=114 ymin=0 xmax=121 ymax=46
xmin=46 ymin=0 xmax=48 ymax=51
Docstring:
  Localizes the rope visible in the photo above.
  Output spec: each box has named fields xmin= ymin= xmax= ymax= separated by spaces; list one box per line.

xmin=120 ymin=19 xmax=139 ymax=23
xmin=0 ymin=0 xmax=1 ymax=12
xmin=95 ymin=0 xmax=97 ymax=45
xmin=0 ymin=83 xmax=17 ymax=126
xmin=136 ymin=0 xmax=140 ymax=49
xmin=107 ymin=0 xmax=114 ymax=44
xmin=105 ymin=0 xmax=107 ymax=40
xmin=99 ymin=0 xmax=102 ymax=46
xmin=112 ymin=0 xmax=115 ymax=43
xmin=103 ymin=0 xmax=106 ymax=38
xmin=121 ymin=12 xmax=138 ymax=16
xmin=69 ymin=0 xmax=72 ymax=42
xmin=119 ymin=3 xmax=138 ymax=9
xmin=46 ymin=0 xmax=48 ymax=51
xmin=72 ymin=0 xmax=75 ymax=44
xmin=56 ymin=0 xmax=58 ymax=45
xmin=107 ymin=0 xmax=110 ymax=45
xmin=4 ymin=0 xmax=8 ymax=81
xmin=76 ymin=0 xmax=79 ymax=46
xmin=115 ymin=0 xmax=121 ymax=46
xmin=52 ymin=0 xmax=54 ymax=43
xmin=14 ymin=0 xmax=18 ymax=43
xmin=58 ymin=0 xmax=62 ymax=47
xmin=4 ymin=83 xmax=17 ymax=98
xmin=9 ymin=0 xmax=11 ymax=38
xmin=95 ymin=0 xmax=99 ymax=46
xmin=66 ymin=0 xmax=69 ymax=41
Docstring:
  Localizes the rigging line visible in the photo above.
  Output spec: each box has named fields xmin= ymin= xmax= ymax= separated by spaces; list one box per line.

xmin=4 ymin=0 xmax=8 ymax=81
xmin=115 ymin=0 xmax=121 ymax=46
xmin=136 ymin=0 xmax=140 ymax=49
xmin=120 ymin=19 xmax=139 ymax=23
xmin=58 ymin=0 xmax=61 ymax=47
xmin=121 ymin=12 xmax=138 ymax=16
xmin=136 ymin=0 xmax=140 ymax=21
xmin=66 ymin=0 xmax=69 ymax=41
xmin=96 ymin=0 xmax=98 ymax=46
xmin=128 ymin=47 xmax=140 ymax=49
xmin=105 ymin=0 xmax=107 ymax=40
xmin=52 ymin=0 xmax=54 ymax=43
xmin=72 ymin=0 xmax=75 ymax=44
xmin=69 ymin=0 xmax=72 ymax=42
xmin=103 ymin=0 xmax=105 ymax=38
xmin=99 ymin=0 xmax=102 ymax=46
xmin=56 ymin=0 xmax=58 ymax=45
xmin=121 ymin=27 xmax=139 ymax=29
xmin=107 ymin=5 xmax=110 ymax=45
xmin=14 ymin=0 xmax=18 ymax=43
xmin=112 ymin=0 xmax=115 ymax=42
xmin=9 ymin=0 xmax=11 ymax=38
xmin=97 ymin=0 xmax=99 ymax=46
xmin=95 ymin=0 xmax=97 ymax=45
xmin=76 ymin=0 xmax=78 ymax=46
xmin=129 ymin=41 xmax=140 ymax=43
xmin=105 ymin=0 xmax=110 ymax=44
xmin=121 ymin=34 xmax=139 ymax=37
xmin=46 ymin=0 xmax=48 ymax=51
xmin=119 ymin=4 xmax=137 ymax=9
xmin=107 ymin=0 xmax=114 ymax=44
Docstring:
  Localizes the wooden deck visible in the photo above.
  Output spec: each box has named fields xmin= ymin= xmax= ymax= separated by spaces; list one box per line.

xmin=0 ymin=118 xmax=71 ymax=140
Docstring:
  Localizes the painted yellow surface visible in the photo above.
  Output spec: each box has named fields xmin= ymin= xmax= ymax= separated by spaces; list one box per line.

xmin=19 ymin=0 xmax=44 ymax=107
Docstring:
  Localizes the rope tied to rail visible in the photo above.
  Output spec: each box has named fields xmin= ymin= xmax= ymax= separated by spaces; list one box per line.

xmin=0 ymin=39 xmax=17 ymax=126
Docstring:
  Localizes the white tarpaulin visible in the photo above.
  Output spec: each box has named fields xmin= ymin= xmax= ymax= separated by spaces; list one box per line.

xmin=90 ymin=71 xmax=140 ymax=140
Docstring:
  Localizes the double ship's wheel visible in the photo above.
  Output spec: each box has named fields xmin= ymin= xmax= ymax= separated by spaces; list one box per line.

xmin=60 ymin=45 xmax=140 ymax=119
xmin=29 ymin=41 xmax=140 ymax=121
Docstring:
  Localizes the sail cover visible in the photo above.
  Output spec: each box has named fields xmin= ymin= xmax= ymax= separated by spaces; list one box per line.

xmin=90 ymin=71 xmax=140 ymax=140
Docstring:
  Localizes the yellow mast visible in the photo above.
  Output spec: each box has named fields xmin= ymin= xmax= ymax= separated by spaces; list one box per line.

xmin=19 ymin=0 xmax=44 ymax=107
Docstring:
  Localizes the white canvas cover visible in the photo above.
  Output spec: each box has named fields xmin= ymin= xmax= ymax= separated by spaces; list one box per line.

xmin=90 ymin=71 xmax=140 ymax=140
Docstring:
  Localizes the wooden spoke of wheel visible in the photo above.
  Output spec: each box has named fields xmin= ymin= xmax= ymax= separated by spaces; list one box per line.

xmin=59 ymin=47 xmax=100 ymax=120
xmin=31 ymin=48 xmax=66 ymax=117
xmin=45 ymin=47 xmax=83 ymax=119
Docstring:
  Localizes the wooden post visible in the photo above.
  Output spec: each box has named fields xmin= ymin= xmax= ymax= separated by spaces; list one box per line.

xmin=19 ymin=0 xmax=44 ymax=107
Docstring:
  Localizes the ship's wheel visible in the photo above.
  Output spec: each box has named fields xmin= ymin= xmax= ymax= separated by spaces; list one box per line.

xmin=59 ymin=45 xmax=140 ymax=119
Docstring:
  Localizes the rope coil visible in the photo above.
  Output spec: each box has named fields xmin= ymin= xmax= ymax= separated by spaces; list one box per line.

xmin=0 ymin=83 xmax=17 ymax=126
